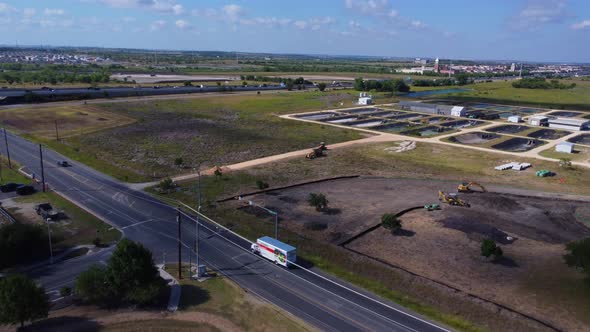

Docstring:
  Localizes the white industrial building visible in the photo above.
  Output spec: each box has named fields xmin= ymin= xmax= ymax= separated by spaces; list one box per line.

xmin=399 ymin=101 xmax=465 ymax=117
xmin=507 ymin=115 xmax=522 ymax=123
xmin=450 ymin=106 xmax=466 ymax=117
xmin=555 ymin=142 xmax=574 ymax=153
xmin=548 ymin=118 xmax=589 ymax=131
xmin=528 ymin=115 xmax=549 ymax=126
xmin=358 ymin=92 xmax=373 ymax=105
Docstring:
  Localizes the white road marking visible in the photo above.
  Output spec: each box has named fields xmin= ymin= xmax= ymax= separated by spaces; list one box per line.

xmin=121 ymin=219 xmax=154 ymax=229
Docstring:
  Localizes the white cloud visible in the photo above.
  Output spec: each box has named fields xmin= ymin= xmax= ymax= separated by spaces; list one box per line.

xmin=510 ymin=0 xmax=568 ymax=31
xmin=344 ymin=0 xmax=389 ymax=13
xmin=150 ymin=19 xmax=166 ymax=31
xmin=294 ymin=20 xmax=307 ymax=29
xmin=344 ymin=0 xmax=428 ymax=31
xmin=44 ymin=8 xmax=65 ymax=16
xmin=0 ymin=2 xmax=16 ymax=14
xmin=571 ymin=19 xmax=590 ymax=30
xmin=23 ymin=8 xmax=36 ymax=17
xmin=122 ymin=16 xmax=136 ymax=23
xmin=175 ymin=19 xmax=190 ymax=29
xmin=222 ymin=4 xmax=243 ymax=22
xmin=93 ymin=0 xmax=183 ymax=15
xmin=191 ymin=8 xmax=217 ymax=18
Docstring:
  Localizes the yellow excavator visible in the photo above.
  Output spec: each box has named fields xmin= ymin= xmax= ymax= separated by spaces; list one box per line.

xmin=457 ymin=182 xmax=487 ymax=193
xmin=306 ymin=142 xmax=328 ymax=159
xmin=438 ymin=191 xmax=470 ymax=207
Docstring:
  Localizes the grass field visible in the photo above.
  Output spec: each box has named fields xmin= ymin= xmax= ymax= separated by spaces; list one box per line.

xmin=437 ymin=79 xmax=590 ymax=111
xmin=151 ymin=141 xmax=590 ymax=331
xmin=539 ymin=145 xmax=590 ymax=164
xmin=165 ymin=264 xmax=312 ymax=332
xmin=8 ymin=91 xmax=392 ymax=182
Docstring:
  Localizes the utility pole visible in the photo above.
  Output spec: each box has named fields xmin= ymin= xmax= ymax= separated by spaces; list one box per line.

xmin=46 ymin=218 xmax=53 ymax=264
xmin=195 ymin=168 xmax=202 ymax=278
xmin=3 ymin=128 xmax=11 ymax=169
xmin=39 ymin=144 xmax=46 ymax=192
xmin=240 ymin=198 xmax=279 ymax=239
xmin=54 ymin=120 xmax=59 ymax=141
xmin=177 ymin=208 xmax=182 ymax=280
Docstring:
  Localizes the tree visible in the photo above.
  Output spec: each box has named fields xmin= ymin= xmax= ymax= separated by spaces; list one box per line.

xmin=317 ymin=82 xmax=327 ymax=91
xmin=183 ymin=81 xmax=192 ymax=87
xmin=392 ymin=79 xmax=410 ymax=93
xmin=0 ymin=274 xmax=49 ymax=327
xmin=354 ymin=77 xmax=365 ymax=91
xmin=174 ymin=157 xmax=184 ymax=168
xmin=256 ymin=180 xmax=269 ymax=190
xmin=0 ymin=223 xmax=48 ymax=269
xmin=159 ymin=177 xmax=175 ymax=193
xmin=455 ymin=73 xmax=469 ymax=86
xmin=307 ymin=193 xmax=328 ymax=212
xmin=214 ymin=167 xmax=223 ymax=178
xmin=564 ymin=238 xmax=590 ymax=277
xmin=285 ymin=80 xmax=294 ymax=91
xmin=481 ymin=239 xmax=503 ymax=261
xmin=381 ymin=214 xmax=402 ymax=233
xmin=75 ymin=265 xmax=112 ymax=305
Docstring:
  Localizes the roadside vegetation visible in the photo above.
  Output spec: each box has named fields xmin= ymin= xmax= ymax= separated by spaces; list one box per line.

xmin=0 ymin=274 xmax=49 ymax=328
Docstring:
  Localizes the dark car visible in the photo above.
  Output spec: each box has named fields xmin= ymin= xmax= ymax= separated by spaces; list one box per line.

xmin=16 ymin=185 xmax=35 ymax=196
xmin=0 ymin=182 xmax=20 ymax=193
xmin=57 ymin=160 xmax=70 ymax=167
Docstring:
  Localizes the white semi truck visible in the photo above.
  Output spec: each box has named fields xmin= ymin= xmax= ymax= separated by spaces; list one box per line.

xmin=251 ymin=236 xmax=296 ymax=268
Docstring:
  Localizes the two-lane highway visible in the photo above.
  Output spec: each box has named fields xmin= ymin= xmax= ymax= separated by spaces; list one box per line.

xmin=2 ymin=131 xmax=449 ymax=332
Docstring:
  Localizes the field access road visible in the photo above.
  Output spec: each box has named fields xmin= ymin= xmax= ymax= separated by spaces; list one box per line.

xmin=3 ymin=131 xmax=449 ymax=332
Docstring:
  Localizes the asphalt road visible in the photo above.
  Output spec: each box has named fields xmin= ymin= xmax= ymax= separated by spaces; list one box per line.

xmin=2 ymin=131 xmax=449 ymax=332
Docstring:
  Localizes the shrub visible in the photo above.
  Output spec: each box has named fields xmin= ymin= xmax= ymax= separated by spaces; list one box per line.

xmin=174 ymin=157 xmax=184 ymax=167
xmin=0 ymin=274 xmax=49 ymax=327
xmin=256 ymin=180 xmax=269 ymax=190
xmin=159 ymin=177 xmax=175 ymax=193
xmin=564 ymin=238 xmax=590 ymax=277
xmin=60 ymin=286 xmax=72 ymax=297
xmin=318 ymin=83 xmax=327 ymax=91
xmin=92 ymin=237 xmax=101 ymax=247
xmin=381 ymin=214 xmax=401 ymax=233
xmin=307 ymin=193 xmax=328 ymax=212
xmin=481 ymin=239 xmax=503 ymax=261
xmin=0 ymin=223 xmax=48 ymax=269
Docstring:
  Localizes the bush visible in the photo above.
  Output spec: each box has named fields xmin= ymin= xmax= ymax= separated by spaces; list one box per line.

xmin=92 ymin=237 xmax=102 ymax=247
xmin=381 ymin=214 xmax=401 ymax=233
xmin=564 ymin=238 xmax=590 ymax=277
xmin=214 ymin=167 xmax=223 ymax=177
xmin=559 ymin=158 xmax=573 ymax=169
xmin=60 ymin=286 xmax=72 ymax=297
xmin=0 ymin=223 xmax=48 ymax=269
xmin=317 ymin=83 xmax=327 ymax=91
xmin=0 ymin=274 xmax=49 ymax=327
xmin=174 ymin=157 xmax=184 ymax=167
xmin=159 ymin=177 xmax=175 ymax=193
xmin=307 ymin=193 xmax=328 ymax=212
xmin=481 ymin=239 xmax=503 ymax=261
xmin=256 ymin=180 xmax=269 ymax=190
xmin=75 ymin=265 xmax=112 ymax=305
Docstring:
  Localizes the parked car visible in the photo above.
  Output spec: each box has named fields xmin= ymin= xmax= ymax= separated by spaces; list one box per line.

xmin=0 ymin=182 xmax=20 ymax=193
xmin=57 ymin=160 xmax=70 ymax=167
xmin=34 ymin=203 xmax=60 ymax=219
xmin=15 ymin=185 xmax=35 ymax=196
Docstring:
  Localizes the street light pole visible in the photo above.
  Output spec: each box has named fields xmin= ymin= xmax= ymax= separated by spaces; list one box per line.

xmin=177 ymin=208 xmax=182 ymax=280
xmin=3 ymin=128 xmax=11 ymax=169
xmin=195 ymin=169 xmax=202 ymax=278
xmin=39 ymin=144 xmax=46 ymax=192
xmin=241 ymin=199 xmax=279 ymax=240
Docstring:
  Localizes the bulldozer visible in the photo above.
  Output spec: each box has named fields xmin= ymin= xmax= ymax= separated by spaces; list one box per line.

xmin=306 ymin=142 xmax=328 ymax=160
xmin=438 ymin=191 xmax=470 ymax=207
xmin=457 ymin=182 xmax=487 ymax=193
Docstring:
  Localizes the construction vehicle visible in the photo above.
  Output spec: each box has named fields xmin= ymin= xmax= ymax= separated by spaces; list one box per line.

xmin=424 ymin=204 xmax=440 ymax=211
xmin=306 ymin=142 xmax=328 ymax=160
xmin=458 ymin=182 xmax=487 ymax=193
xmin=438 ymin=191 xmax=469 ymax=207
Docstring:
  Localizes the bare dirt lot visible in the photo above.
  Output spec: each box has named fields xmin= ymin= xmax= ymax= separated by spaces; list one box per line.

xmin=232 ymin=177 xmax=590 ymax=331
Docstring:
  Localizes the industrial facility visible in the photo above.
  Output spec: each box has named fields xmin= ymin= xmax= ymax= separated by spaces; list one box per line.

xmin=548 ymin=118 xmax=589 ymax=131
xmin=398 ymin=101 xmax=466 ymax=117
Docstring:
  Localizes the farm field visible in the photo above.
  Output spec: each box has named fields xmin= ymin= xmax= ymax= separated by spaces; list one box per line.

xmin=155 ymin=141 xmax=590 ymax=332
xmin=436 ymin=80 xmax=590 ymax=111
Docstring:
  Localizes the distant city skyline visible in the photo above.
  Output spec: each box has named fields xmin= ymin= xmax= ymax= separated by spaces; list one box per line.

xmin=0 ymin=0 xmax=589 ymax=63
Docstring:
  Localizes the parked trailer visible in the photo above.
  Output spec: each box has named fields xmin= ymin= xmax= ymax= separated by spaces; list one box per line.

xmin=251 ymin=236 xmax=296 ymax=268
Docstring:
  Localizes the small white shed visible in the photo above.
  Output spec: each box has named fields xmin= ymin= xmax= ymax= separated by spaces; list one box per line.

xmin=450 ymin=106 xmax=466 ymax=117
xmin=507 ymin=115 xmax=522 ymax=123
xmin=358 ymin=97 xmax=373 ymax=105
xmin=555 ymin=142 xmax=574 ymax=154
xmin=529 ymin=115 xmax=549 ymax=126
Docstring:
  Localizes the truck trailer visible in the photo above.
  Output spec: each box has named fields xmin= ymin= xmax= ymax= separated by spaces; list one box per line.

xmin=251 ymin=236 xmax=296 ymax=268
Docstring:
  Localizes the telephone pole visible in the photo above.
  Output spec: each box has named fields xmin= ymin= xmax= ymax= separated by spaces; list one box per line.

xmin=39 ymin=145 xmax=46 ymax=192
xmin=177 ymin=208 xmax=182 ymax=280
xmin=3 ymin=128 xmax=11 ymax=169
xmin=54 ymin=120 xmax=59 ymax=141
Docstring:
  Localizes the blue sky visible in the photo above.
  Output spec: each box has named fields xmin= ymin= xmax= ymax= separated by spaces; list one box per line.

xmin=0 ymin=0 xmax=589 ymax=62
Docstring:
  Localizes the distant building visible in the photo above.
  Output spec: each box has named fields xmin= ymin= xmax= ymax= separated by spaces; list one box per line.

xmin=507 ymin=115 xmax=522 ymax=123
xmin=399 ymin=101 xmax=464 ymax=116
xmin=510 ymin=63 xmax=516 ymax=72
xmin=414 ymin=58 xmax=428 ymax=65
xmin=548 ymin=118 xmax=589 ymax=131
xmin=529 ymin=115 xmax=549 ymax=126
xmin=555 ymin=142 xmax=574 ymax=154
xmin=434 ymin=58 xmax=440 ymax=73
xmin=358 ymin=92 xmax=373 ymax=105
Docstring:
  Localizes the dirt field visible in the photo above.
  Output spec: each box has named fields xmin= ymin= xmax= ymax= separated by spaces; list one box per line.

xmin=232 ymin=177 xmax=590 ymax=331
xmin=0 ymin=105 xmax=135 ymax=139
xmin=110 ymin=74 xmax=240 ymax=84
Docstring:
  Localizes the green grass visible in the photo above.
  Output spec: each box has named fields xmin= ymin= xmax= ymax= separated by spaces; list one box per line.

xmin=21 ymin=90 xmax=379 ymax=182
xmin=101 ymin=319 xmax=220 ymax=332
xmin=0 ymin=158 xmax=30 ymax=184
xmin=436 ymin=80 xmax=590 ymax=111
xmin=165 ymin=264 xmax=312 ymax=332
xmin=13 ymin=191 xmax=121 ymax=249
xmin=539 ymin=146 xmax=590 ymax=163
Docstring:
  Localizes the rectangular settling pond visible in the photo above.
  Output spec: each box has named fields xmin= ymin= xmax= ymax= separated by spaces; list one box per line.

xmin=487 ymin=124 xmax=530 ymax=134
xmin=492 ymin=137 xmax=546 ymax=152
xmin=372 ymin=122 xmax=411 ymax=132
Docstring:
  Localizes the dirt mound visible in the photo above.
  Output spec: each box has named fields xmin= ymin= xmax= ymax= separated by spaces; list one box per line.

xmin=438 ymin=216 xmax=512 ymax=244
xmin=471 ymin=194 xmax=521 ymax=210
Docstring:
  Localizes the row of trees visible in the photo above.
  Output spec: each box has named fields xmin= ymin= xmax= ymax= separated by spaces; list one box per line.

xmin=354 ymin=77 xmax=410 ymax=93
xmin=0 ymin=223 xmax=49 ymax=269
xmin=0 ymin=69 xmax=111 ymax=85
xmin=512 ymin=77 xmax=576 ymax=89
